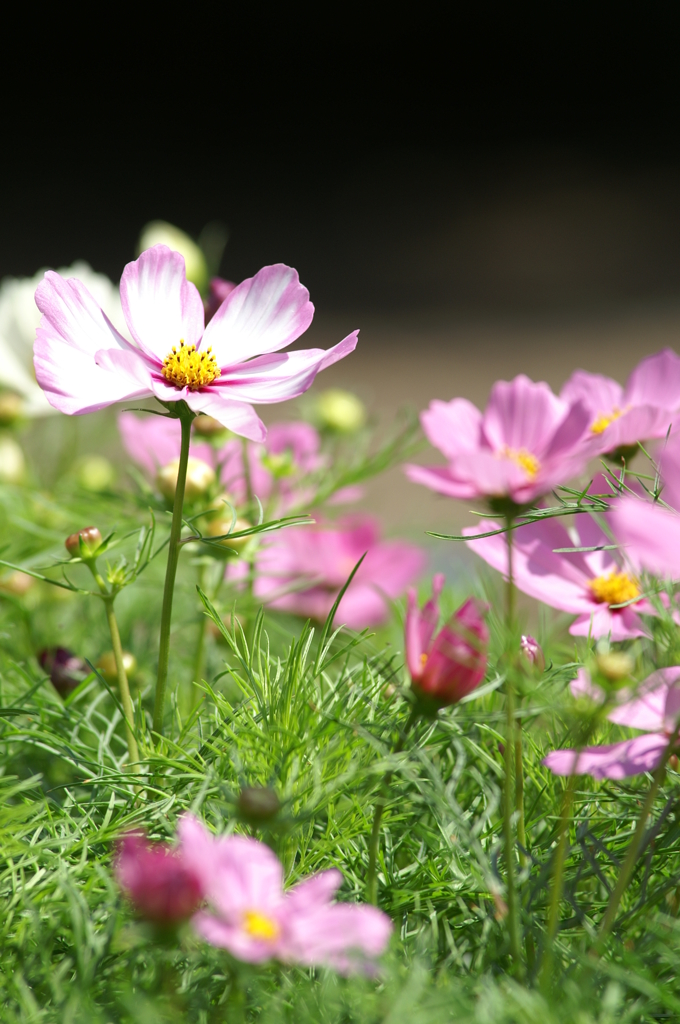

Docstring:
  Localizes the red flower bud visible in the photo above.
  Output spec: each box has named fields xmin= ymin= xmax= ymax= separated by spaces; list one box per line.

xmin=406 ymin=579 xmax=489 ymax=709
xmin=65 ymin=526 xmax=102 ymax=559
xmin=520 ymin=635 xmax=545 ymax=672
xmin=115 ymin=833 xmax=204 ymax=927
xmin=39 ymin=647 xmax=89 ymax=698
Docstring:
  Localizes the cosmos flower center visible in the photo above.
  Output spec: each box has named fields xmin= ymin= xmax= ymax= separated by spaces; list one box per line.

xmin=590 ymin=406 xmax=625 ymax=435
xmin=243 ymin=909 xmax=281 ymax=941
xmin=589 ymin=571 xmax=640 ymax=606
xmin=502 ymin=447 xmax=540 ymax=478
xmin=161 ymin=340 xmax=221 ymax=391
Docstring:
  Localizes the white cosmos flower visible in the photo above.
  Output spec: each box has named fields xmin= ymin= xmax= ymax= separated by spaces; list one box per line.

xmin=0 ymin=261 xmax=121 ymax=416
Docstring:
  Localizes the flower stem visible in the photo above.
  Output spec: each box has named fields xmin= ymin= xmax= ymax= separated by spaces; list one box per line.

xmin=503 ymin=672 xmax=523 ymax=973
xmin=539 ymin=774 xmax=576 ymax=992
xmin=593 ymin=758 xmax=667 ymax=951
xmin=367 ymin=707 xmax=419 ymax=905
xmin=153 ymin=409 xmax=194 ymax=737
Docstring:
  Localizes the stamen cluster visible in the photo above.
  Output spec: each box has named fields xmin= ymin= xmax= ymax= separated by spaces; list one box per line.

xmin=161 ymin=340 xmax=221 ymax=390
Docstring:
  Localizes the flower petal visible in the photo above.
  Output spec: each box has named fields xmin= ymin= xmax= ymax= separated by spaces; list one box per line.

xmin=185 ymin=389 xmax=266 ymax=441
xmin=625 ymin=348 xmax=680 ymax=410
xmin=543 ymin=734 xmax=668 ymax=779
xmin=404 ymin=463 xmax=477 ymax=499
xmin=560 ymin=370 xmax=623 ymax=417
xmin=202 ymin=264 xmax=314 ymax=364
xmin=481 ymin=376 xmax=569 ymax=456
xmin=420 ymin=398 xmax=483 ymax=460
xmin=120 ymin=246 xmax=204 ymax=362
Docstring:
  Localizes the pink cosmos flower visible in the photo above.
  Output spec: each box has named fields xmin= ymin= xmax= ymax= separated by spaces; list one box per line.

xmin=405 ymin=574 xmax=489 ymax=707
xmin=405 ymin=375 xmax=590 ymax=507
xmin=544 ymin=667 xmax=680 ymax=779
xmin=252 ymin=515 xmax=425 ymax=629
xmin=610 ymin=433 xmax=680 ymax=579
xmin=464 ymin=515 xmax=657 ymax=640
xmin=34 ymin=246 xmax=358 ymax=441
xmin=176 ymin=815 xmax=392 ymax=972
xmin=115 ymin=831 xmax=205 ymax=926
xmin=560 ymin=349 xmax=680 ymax=457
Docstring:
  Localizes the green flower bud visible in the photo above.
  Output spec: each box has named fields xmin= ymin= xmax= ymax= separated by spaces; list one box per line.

xmin=0 ymin=433 xmax=25 ymax=483
xmin=237 ymin=786 xmax=281 ymax=825
xmin=205 ymin=516 xmax=252 ymax=555
xmin=193 ymin=414 xmax=230 ymax=438
xmin=138 ymin=221 xmax=209 ymax=294
xmin=65 ymin=526 xmax=103 ymax=559
xmin=75 ymin=455 xmax=116 ymax=492
xmin=156 ymin=458 xmax=215 ymax=502
xmin=0 ymin=392 xmax=24 ymax=426
xmin=313 ymin=389 xmax=366 ymax=433
xmin=96 ymin=650 xmax=137 ymax=684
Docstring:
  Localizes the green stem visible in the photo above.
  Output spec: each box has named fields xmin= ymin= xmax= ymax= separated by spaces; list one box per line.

xmin=503 ymin=675 xmax=523 ymax=973
xmin=505 ymin=518 xmax=515 ymax=629
xmin=594 ymin=756 xmax=668 ymax=950
xmin=515 ymin=716 xmax=526 ymax=868
xmin=153 ymin=410 xmax=194 ymax=736
xmin=367 ymin=707 xmax=419 ymax=905
xmin=539 ymin=774 xmax=576 ymax=992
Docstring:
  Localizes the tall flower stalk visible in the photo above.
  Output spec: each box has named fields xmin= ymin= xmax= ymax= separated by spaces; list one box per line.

xmin=153 ymin=407 xmax=194 ymax=735
xmin=502 ymin=521 xmax=522 ymax=972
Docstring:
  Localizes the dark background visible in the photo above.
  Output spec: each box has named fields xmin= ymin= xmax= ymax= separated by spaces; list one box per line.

xmin=3 ymin=9 xmax=680 ymax=317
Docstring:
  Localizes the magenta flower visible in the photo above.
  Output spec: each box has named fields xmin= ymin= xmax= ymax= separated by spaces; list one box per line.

xmin=560 ymin=349 xmax=680 ymax=456
xmin=34 ymin=246 xmax=358 ymax=441
xmin=252 ymin=515 xmax=425 ymax=629
xmin=544 ymin=667 xmax=680 ymax=779
xmin=176 ymin=816 xmax=392 ymax=972
xmin=405 ymin=375 xmax=590 ymax=507
xmin=115 ymin=832 xmax=205 ymax=926
xmin=464 ymin=515 xmax=657 ymax=640
xmin=520 ymin=635 xmax=545 ymax=671
xmin=405 ymin=575 xmax=489 ymax=707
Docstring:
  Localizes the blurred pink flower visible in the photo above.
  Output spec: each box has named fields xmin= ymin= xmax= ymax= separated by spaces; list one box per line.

xmin=544 ymin=667 xmax=680 ymax=779
xmin=34 ymin=246 xmax=357 ymax=441
xmin=115 ymin=832 xmax=205 ymax=926
xmin=560 ymin=349 xmax=680 ymax=456
xmin=405 ymin=575 xmax=488 ymax=707
xmin=464 ymin=515 xmax=657 ymax=640
xmin=253 ymin=515 xmax=425 ymax=629
xmin=204 ymin=277 xmax=237 ymax=323
xmin=405 ymin=375 xmax=590 ymax=507
xmin=177 ymin=815 xmax=392 ymax=972
xmin=610 ymin=434 xmax=680 ymax=579
xmin=520 ymin=635 xmax=545 ymax=671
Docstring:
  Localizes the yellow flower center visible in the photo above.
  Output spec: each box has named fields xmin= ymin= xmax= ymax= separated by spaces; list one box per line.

xmin=161 ymin=340 xmax=221 ymax=390
xmin=243 ymin=909 xmax=280 ymax=941
xmin=589 ymin=571 xmax=640 ymax=606
xmin=590 ymin=407 xmax=623 ymax=435
xmin=502 ymin=447 xmax=540 ymax=478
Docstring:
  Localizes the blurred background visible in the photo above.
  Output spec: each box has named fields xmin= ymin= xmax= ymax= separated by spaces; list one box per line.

xmin=3 ymin=7 xmax=680 ymax=537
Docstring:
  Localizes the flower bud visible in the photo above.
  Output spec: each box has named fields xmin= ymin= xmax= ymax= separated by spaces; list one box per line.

xmin=65 ymin=526 xmax=103 ymax=559
xmin=156 ymin=457 xmax=215 ymax=502
xmin=237 ymin=786 xmax=281 ymax=825
xmin=97 ymin=650 xmax=137 ymax=684
xmin=0 ymin=391 xmax=24 ymax=426
xmin=39 ymin=647 xmax=89 ymax=698
xmin=0 ymin=433 xmax=25 ymax=483
xmin=0 ymin=570 xmax=34 ymax=597
xmin=206 ymin=516 xmax=252 ymax=554
xmin=410 ymin=596 xmax=489 ymax=710
xmin=115 ymin=832 xmax=204 ymax=927
xmin=520 ymin=635 xmax=545 ymax=672
xmin=193 ymin=414 xmax=229 ymax=438
xmin=596 ymin=651 xmax=634 ymax=683
xmin=138 ymin=221 xmax=209 ymax=293
xmin=75 ymin=455 xmax=116 ymax=492
xmin=313 ymin=389 xmax=366 ymax=433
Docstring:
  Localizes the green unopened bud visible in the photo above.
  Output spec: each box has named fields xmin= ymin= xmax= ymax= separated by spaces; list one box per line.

xmin=237 ymin=786 xmax=280 ymax=824
xmin=156 ymin=457 xmax=215 ymax=502
xmin=262 ymin=451 xmax=295 ymax=478
xmin=65 ymin=526 xmax=103 ymax=559
xmin=96 ymin=650 xmax=137 ymax=684
xmin=596 ymin=651 xmax=634 ymax=683
xmin=75 ymin=455 xmax=116 ymax=492
xmin=0 ymin=570 xmax=34 ymax=596
xmin=193 ymin=414 xmax=229 ymax=438
xmin=0 ymin=433 xmax=25 ymax=483
xmin=0 ymin=392 xmax=24 ymax=426
xmin=206 ymin=517 xmax=252 ymax=554
xmin=138 ymin=221 xmax=209 ymax=293
xmin=313 ymin=389 xmax=366 ymax=433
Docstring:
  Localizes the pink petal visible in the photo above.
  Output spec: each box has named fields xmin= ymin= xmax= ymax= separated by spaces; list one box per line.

xmin=186 ymin=390 xmax=267 ymax=441
xmin=286 ymin=869 xmax=343 ymax=912
xmin=118 ymin=412 xmax=214 ymax=476
xmin=282 ymin=903 xmax=392 ymax=972
xmin=560 ymin=370 xmax=623 ymax=417
xmin=192 ymin=910 xmax=278 ymax=963
xmin=625 ymin=348 xmax=680 ymax=410
xmin=119 ymin=246 xmax=204 ymax=362
xmin=209 ymin=836 xmax=284 ymax=920
xmin=610 ymin=496 xmax=680 ymax=579
xmin=608 ymin=669 xmax=680 ymax=730
xmin=481 ymin=376 xmax=569 ymax=455
xmin=202 ymin=263 xmax=314 ymax=365
xmin=404 ymin=463 xmax=478 ymax=499
xmin=543 ymin=734 xmax=668 ymax=779
xmin=420 ymin=398 xmax=483 ymax=460
xmin=591 ymin=405 xmax=676 ymax=455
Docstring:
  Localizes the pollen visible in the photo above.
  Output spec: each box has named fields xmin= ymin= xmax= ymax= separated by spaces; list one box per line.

xmin=161 ymin=340 xmax=221 ymax=390
xmin=243 ymin=909 xmax=280 ymax=941
xmin=591 ymin=407 xmax=624 ymax=435
xmin=589 ymin=571 xmax=640 ymax=606
xmin=502 ymin=447 xmax=540 ymax=478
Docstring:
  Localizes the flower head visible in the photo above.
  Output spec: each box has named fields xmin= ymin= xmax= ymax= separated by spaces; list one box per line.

xmin=177 ymin=816 xmax=392 ymax=972
xmin=115 ymin=831 xmax=205 ymax=926
xmin=544 ymin=667 xmax=680 ymax=779
xmin=34 ymin=247 xmax=358 ymax=441
xmin=405 ymin=375 xmax=590 ymax=509
xmin=406 ymin=577 xmax=489 ymax=708
xmin=464 ymin=515 xmax=657 ymax=640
